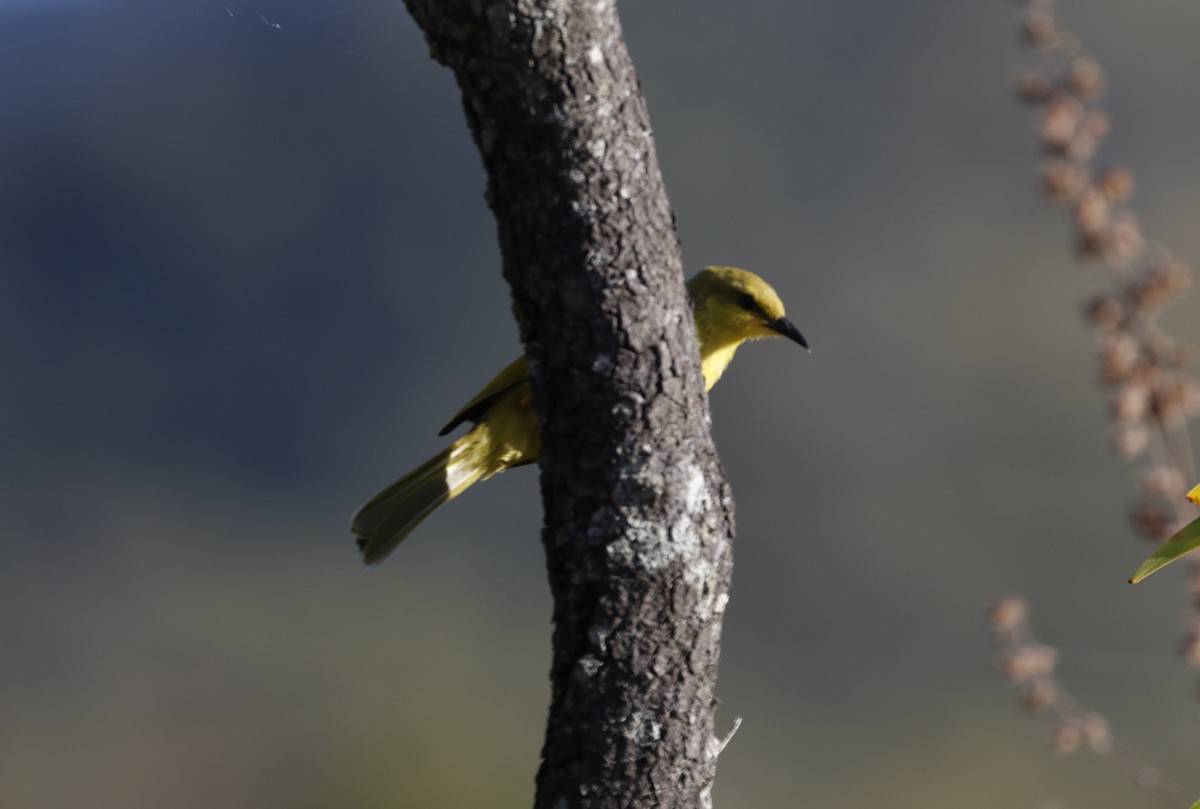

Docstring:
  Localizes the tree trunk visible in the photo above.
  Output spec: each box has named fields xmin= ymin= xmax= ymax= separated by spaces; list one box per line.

xmin=402 ymin=1 xmax=736 ymax=806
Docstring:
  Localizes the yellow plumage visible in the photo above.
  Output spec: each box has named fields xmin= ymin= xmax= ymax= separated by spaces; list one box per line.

xmin=351 ymin=266 xmax=807 ymax=566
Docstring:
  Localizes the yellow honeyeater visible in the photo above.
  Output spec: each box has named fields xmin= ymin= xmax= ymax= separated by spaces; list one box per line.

xmin=352 ymin=266 xmax=808 ymax=566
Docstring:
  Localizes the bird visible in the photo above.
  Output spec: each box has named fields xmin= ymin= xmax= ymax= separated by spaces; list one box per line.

xmin=352 ymin=266 xmax=808 ymax=566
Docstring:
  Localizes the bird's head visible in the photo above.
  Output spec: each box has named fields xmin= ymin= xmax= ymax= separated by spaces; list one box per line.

xmin=687 ymin=265 xmax=809 ymax=353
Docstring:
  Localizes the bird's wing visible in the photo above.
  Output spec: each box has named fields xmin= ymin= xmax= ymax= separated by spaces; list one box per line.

xmin=438 ymin=355 xmax=531 ymax=436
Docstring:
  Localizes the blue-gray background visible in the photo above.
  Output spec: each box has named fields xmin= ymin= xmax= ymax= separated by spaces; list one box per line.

xmin=3 ymin=1 xmax=1199 ymax=806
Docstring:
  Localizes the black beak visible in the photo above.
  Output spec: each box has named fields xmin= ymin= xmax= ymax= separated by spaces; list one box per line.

xmin=768 ymin=316 xmax=809 ymax=351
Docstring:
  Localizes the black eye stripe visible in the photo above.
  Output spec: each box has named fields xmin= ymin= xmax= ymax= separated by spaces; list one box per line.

xmin=737 ymin=292 xmax=766 ymax=316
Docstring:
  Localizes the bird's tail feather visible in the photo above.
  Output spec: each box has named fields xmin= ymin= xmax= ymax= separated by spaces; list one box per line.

xmin=352 ymin=434 xmax=487 ymax=566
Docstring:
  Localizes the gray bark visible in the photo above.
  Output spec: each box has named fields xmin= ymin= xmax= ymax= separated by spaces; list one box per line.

xmin=401 ymin=1 xmax=736 ymax=806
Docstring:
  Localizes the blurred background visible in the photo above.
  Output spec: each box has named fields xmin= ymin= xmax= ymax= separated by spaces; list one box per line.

xmin=2 ymin=1 xmax=1199 ymax=806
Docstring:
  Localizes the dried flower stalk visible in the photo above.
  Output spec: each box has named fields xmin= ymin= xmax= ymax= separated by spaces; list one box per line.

xmin=1009 ymin=0 xmax=1200 ymax=659
xmin=988 ymin=598 xmax=1192 ymax=806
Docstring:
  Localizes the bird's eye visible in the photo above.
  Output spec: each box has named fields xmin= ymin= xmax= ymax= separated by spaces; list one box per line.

xmin=736 ymin=292 xmax=763 ymax=314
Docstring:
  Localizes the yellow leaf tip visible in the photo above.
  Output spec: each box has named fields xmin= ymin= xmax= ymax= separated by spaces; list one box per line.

xmin=1129 ymin=559 xmax=1161 ymax=584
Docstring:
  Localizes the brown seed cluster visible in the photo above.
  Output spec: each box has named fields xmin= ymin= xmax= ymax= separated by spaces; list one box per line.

xmin=985 ymin=596 xmax=1200 ymax=808
xmin=1051 ymin=714 xmax=1112 ymax=755
xmin=988 ymin=598 xmax=1057 ymax=714
xmin=988 ymin=597 xmax=1112 ymax=752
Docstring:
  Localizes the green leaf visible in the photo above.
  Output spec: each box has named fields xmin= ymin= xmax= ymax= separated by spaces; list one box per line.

xmin=1129 ymin=514 xmax=1200 ymax=583
xmin=1190 ymin=800 xmax=1200 ymax=809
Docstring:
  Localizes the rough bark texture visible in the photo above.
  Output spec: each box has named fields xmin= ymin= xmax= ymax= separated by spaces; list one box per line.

xmin=402 ymin=1 xmax=736 ymax=806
